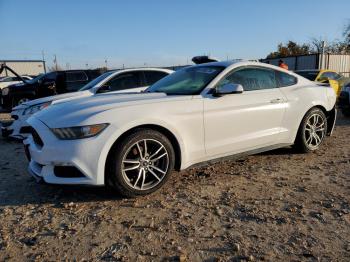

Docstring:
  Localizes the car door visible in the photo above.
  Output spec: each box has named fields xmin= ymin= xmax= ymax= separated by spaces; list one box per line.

xmin=203 ymin=66 xmax=287 ymax=157
xmin=100 ymin=71 xmax=144 ymax=93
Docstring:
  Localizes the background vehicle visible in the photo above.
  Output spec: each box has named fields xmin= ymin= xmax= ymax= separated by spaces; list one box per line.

xmin=338 ymin=83 xmax=350 ymax=116
xmin=0 ymin=75 xmax=32 ymax=89
xmin=2 ymin=68 xmax=173 ymax=139
xmin=24 ymin=60 xmax=336 ymax=197
xmin=295 ymin=69 xmax=349 ymax=96
xmin=0 ymin=69 xmax=103 ymax=110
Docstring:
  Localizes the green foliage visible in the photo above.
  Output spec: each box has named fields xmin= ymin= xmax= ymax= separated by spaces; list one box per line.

xmin=267 ymin=21 xmax=350 ymax=59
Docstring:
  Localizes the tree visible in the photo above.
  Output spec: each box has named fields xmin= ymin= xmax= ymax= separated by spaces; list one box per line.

xmin=311 ymin=37 xmax=350 ymax=54
xmin=344 ymin=20 xmax=350 ymax=44
xmin=266 ymin=41 xmax=312 ymax=58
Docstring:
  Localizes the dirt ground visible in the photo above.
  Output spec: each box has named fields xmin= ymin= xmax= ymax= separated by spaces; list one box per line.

xmin=0 ymin=113 xmax=349 ymax=262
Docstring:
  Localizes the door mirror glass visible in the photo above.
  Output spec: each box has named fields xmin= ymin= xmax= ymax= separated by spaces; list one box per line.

xmin=214 ymin=83 xmax=243 ymax=96
xmin=97 ymin=85 xmax=111 ymax=93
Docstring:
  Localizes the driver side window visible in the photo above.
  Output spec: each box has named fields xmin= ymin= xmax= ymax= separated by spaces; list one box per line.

xmin=217 ymin=67 xmax=278 ymax=91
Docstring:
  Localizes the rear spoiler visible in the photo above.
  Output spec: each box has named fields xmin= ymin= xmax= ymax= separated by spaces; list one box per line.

xmin=0 ymin=64 xmax=29 ymax=83
xmin=192 ymin=56 xmax=219 ymax=64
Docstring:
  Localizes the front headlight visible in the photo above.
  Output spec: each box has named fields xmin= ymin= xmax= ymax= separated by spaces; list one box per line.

xmin=23 ymin=102 xmax=52 ymax=115
xmin=2 ymin=88 xmax=9 ymax=96
xmin=51 ymin=123 xmax=109 ymax=140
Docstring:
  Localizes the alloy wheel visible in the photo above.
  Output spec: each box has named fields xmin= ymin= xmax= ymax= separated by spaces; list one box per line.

xmin=121 ymin=139 xmax=169 ymax=191
xmin=304 ymin=112 xmax=326 ymax=149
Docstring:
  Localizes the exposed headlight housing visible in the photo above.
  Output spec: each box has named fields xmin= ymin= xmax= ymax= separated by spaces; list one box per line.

xmin=51 ymin=123 xmax=109 ymax=140
xmin=23 ymin=102 xmax=52 ymax=115
xmin=2 ymin=88 xmax=9 ymax=96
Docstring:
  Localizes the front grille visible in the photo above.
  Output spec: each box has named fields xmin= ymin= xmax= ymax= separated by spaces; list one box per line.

xmin=54 ymin=166 xmax=85 ymax=178
xmin=30 ymin=128 xmax=44 ymax=147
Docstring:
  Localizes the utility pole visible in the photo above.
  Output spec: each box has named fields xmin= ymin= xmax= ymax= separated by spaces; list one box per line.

xmin=105 ymin=59 xmax=108 ymax=70
xmin=42 ymin=50 xmax=47 ymax=73
xmin=320 ymin=40 xmax=326 ymax=69
xmin=53 ymin=55 xmax=58 ymax=71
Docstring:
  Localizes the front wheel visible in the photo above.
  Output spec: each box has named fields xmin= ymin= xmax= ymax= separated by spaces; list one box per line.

xmin=294 ymin=108 xmax=328 ymax=153
xmin=106 ymin=129 xmax=175 ymax=197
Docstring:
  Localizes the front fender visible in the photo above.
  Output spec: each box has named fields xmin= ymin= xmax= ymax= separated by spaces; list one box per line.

xmin=96 ymin=119 xmax=187 ymax=185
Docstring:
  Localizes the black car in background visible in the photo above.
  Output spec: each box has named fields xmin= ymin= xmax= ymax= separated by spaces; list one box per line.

xmin=0 ymin=69 xmax=102 ymax=110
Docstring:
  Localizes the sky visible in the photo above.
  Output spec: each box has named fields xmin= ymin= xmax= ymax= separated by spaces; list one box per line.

xmin=0 ymin=0 xmax=349 ymax=69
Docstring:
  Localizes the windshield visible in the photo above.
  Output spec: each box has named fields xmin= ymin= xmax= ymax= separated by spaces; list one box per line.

xmin=26 ymin=74 xmax=45 ymax=84
xmin=146 ymin=66 xmax=224 ymax=95
xmin=295 ymin=71 xmax=319 ymax=81
xmin=79 ymin=71 xmax=116 ymax=91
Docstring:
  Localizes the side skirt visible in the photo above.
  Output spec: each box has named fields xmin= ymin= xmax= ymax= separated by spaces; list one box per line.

xmin=185 ymin=143 xmax=292 ymax=170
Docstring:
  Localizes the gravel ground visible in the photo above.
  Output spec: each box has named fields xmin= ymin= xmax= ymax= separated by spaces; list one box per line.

xmin=0 ymin=113 xmax=349 ymax=261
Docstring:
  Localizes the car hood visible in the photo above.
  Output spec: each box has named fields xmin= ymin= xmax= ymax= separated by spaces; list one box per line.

xmin=34 ymin=92 xmax=191 ymax=128
xmin=14 ymin=90 xmax=92 ymax=110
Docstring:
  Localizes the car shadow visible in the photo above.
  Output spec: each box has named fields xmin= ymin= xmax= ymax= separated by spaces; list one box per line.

xmin=0 ymin=181 xmax=127 ymax=208
xmin=258 ymin=147 xmax=296 ymax=156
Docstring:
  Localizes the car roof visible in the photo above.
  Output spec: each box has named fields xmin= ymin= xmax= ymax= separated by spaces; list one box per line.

xmin=294 ymin=69 xmax=320 ymax=72
xmin=188 ymin=60 xmax=296 ymax=73
xmin=110 ymin=67 xmax=174 ymax=74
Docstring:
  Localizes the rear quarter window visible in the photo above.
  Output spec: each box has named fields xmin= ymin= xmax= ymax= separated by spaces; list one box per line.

xmin=277 ymin=71 xmax=298 ymax=87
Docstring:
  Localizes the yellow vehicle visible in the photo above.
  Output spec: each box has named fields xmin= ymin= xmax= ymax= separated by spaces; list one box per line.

xmin=295 ymin=69 xmax=347 ymax=96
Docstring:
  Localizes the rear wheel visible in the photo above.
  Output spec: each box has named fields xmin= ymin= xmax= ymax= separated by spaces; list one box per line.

xmin=294 ymin=108 xmax=327 ymax=153
xmin=106 ymin=129 xmax=175 ymax=197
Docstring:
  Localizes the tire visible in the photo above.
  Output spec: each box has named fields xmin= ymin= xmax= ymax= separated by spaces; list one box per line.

xmin=15 ymin=97 xmax=31 ymax=106
xmin=106 ymin=129 xmax=175 ymax=197
xmin=294 ymin=108 xmax=328 ymax=153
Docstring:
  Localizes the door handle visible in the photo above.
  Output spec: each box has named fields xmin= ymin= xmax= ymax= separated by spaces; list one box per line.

xmin=270 ymin=98 xmax=283 ymax=104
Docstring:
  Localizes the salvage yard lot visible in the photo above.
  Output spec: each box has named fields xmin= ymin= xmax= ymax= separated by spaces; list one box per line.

xmin=0 ymin=113 xmax=349 ymax=261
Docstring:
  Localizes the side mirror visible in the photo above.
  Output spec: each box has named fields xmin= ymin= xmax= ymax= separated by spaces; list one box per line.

xmin=97 ymin=85 xmax=111 ymax=93
xmin=214 ymin=83 xmax=244 ymax=97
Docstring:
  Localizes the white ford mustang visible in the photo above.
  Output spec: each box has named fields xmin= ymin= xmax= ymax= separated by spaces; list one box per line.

xmin=24 ymin=60 xmax=337 ymax=197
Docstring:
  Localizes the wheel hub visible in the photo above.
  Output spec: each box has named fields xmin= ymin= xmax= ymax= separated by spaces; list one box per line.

xmin=121 ymin=139 xmax=169 ymax=191
xmin=305 ymin=112 xmax=325 ymax=149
